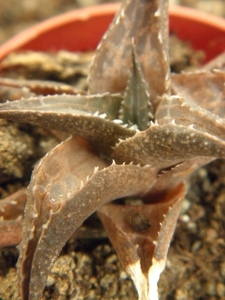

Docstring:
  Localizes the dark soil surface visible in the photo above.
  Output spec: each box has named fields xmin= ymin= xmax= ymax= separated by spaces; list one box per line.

xmin=0 ymin=1 xmax=224 ymax=300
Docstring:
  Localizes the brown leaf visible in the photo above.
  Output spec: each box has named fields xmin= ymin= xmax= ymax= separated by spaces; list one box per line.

xmin=17 ymin=136 xmax=157 ymax=299
xmin=113 ymin=122 xmax=225 ymax=168
xmin=0 ymin=93 xmax=135 ymax=157
xmin=98 ymin=183 xmax=185 ymax=300
xmin=89 ymin=0 xmax=170 ymax=107
xmin=171 ymin=71 xmax=225 ymax=116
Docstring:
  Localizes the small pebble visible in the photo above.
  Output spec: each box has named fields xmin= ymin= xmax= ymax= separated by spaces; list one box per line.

xmin=187 ymin=221 xmax=197 ymax=230
xmin=216 ymin=282 xmax=225 ymax=297
xmin=206 ymin=281 xmax=216 ymax=296
xmin=180 ymin=198 xmax=191 ymax=214
xmin=191 ymin=240 xmax=202 ymax=252
xmin=205 ymin=228 xmax=218 ymax=242
xmin=180 ymin=214 xmax=190 ymax=223
xmin=106 ymin=254 xmax=118 ymax=264
xmin=120 ymin=271 xmax=128 ymax=280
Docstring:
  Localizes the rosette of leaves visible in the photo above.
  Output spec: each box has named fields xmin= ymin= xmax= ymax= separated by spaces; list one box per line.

xmin=0 ymin=0 xmax=225 ymax=299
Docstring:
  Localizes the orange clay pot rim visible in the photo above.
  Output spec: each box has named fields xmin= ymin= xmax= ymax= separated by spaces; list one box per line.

xmin=0 ymin=3 xmax=225 ymax=61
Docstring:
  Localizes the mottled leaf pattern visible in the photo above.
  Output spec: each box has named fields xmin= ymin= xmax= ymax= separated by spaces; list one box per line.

xmin=0 ymin=93 xmax=122 ymax=119
xmin=171 ymin=71 xmax=225 ymax=116
xmin=0 ymin=94 xmax=135 ymax=157
xmin=0 ymin=0 xmax=225 ymax=299
xmin=17 ymin=136 xmax=156 ymax=299
xmin=98 ymin=183 xmax=185 ymax=300
xmin=156 ymin=94 xmax=225 ymax=135
xmin=145 ymin=157 xmax=212 ymax=202
xmin=89 ymin=0 xmax=170 ymax=108
xmin=113 ymin=122 xmax=225 ymax=167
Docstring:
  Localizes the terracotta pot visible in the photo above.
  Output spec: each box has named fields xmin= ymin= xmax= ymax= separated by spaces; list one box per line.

xmin=0 ymin=4 xmax=224 ymax=63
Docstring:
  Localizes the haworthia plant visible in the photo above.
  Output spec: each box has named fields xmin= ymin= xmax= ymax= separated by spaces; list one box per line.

xmin=0 ymin=0 xmax=225 ymax=299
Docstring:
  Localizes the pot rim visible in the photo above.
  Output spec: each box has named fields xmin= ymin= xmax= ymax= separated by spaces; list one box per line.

xmin=0 ymin=3 xmax=224 ymax=62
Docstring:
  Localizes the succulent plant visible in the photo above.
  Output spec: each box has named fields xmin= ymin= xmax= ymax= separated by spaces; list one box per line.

xmin=0 ymin=0 xmax=225 ymax=299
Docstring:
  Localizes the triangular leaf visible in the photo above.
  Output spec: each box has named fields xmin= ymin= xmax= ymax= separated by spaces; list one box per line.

xmin=98 ymin=183 xmax=185 ymax=300
xmin=171 ymin=71 xmax=225 ymax=117
xmin=156 ymin=95 xmax=225 ymax=140
xmin=17 ymin=136 xmax=157 ymax=299
xmin=120 ymin=45 xmax=154 ymax=130
xmin=89 ymin=0 xmax=170 ymax=106
xmin=113 ymin=122 xmax=225 ymax=168
xmin=0 ymin=94 xmax=135 ymax=157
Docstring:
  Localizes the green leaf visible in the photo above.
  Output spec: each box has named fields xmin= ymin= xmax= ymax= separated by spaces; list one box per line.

xmin=120 ymin=46 xmax=154 ymax=130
